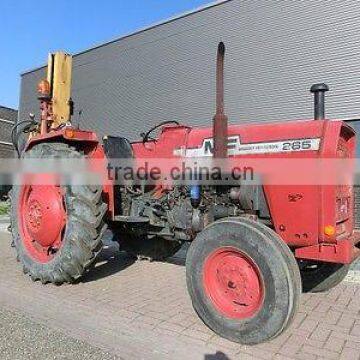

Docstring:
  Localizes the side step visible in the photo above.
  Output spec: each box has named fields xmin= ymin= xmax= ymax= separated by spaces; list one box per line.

xmin=113 ymin=216 xmax=150 ymax=224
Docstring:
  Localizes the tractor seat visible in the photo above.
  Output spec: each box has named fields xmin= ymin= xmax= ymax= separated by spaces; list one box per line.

xmin=103 ymin=136 xmax=134 ymax=159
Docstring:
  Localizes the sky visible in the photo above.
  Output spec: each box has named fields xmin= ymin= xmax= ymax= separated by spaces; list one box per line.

xmin=0 ymin=0 xmax=210 ymax=109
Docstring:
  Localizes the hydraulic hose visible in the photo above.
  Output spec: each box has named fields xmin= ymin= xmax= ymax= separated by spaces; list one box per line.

xmin=11 ymin=120 xmax=37 ymax=158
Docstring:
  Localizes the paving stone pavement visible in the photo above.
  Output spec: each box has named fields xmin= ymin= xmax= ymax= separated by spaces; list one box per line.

xmin=0 ymin=230 xmax=359 ymax=360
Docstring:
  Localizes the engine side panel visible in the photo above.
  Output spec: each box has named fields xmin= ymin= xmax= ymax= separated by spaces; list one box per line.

xmin=131 ymin=120 xmax=354 ymax=250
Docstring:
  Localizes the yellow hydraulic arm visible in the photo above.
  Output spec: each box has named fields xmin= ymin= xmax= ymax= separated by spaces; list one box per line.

xmin=47 ymin=52 xmax=73 ymax=128
xmin=37 ymin=51 xmax=73 ymax=134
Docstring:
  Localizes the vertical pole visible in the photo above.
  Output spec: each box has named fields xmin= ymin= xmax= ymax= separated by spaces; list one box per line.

xmin=310 ymin=83 xmax=329 ymax=120
xmin=213 ymin=42 xmax=228 ymax=159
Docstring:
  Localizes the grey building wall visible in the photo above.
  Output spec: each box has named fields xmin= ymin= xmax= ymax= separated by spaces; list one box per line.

xmin=0 ymin=106 xmax=16 ymax=158
xmin=19 ymin=0 xmax=360 ymax=142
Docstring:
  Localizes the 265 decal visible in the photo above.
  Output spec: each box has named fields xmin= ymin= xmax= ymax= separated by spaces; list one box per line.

xmin=174 ymin=136 xmax=321 ymax=157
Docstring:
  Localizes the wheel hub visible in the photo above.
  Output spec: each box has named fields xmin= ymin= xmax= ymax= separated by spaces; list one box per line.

xmin=20 ymin=185 xmax=67 ymax=262
xmin=203 ymin=247 xmax=264 ymax=319
xmin=27 ymin=200 xmax=42 ymax=230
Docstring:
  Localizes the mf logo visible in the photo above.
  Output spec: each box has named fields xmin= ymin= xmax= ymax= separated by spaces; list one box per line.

xmin=203 ymin=136 xmax=240 ymax=156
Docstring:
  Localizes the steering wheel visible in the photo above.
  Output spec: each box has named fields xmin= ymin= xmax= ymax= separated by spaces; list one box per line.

xmin=141 ymin=121 xmax=180 ymax=143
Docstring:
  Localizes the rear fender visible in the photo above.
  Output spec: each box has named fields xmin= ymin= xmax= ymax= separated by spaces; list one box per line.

xmin=24 ymin=129 xmax=114 ymax=219
xmin=25 ymin=128 xmax=99 ymax=152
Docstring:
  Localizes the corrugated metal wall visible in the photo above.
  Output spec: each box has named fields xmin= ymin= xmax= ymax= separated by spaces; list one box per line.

xmin=0 ymin=106 xmax=16 ymax=158
xmin=19 ymin=0 xmax=360 ymax=141
xmin=0 ymin=147 xmax=13 ymax=159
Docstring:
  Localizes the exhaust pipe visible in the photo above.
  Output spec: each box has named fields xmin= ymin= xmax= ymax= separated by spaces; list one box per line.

xmin=213 ymin=42 xmax=228 ymax=158
xmin=310 ymin=83 xmax=329 ymax=120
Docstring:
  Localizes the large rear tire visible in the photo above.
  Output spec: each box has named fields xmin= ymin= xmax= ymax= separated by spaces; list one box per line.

xmin=11 ymin=143 xmax=107 ymax=284
xmin=299 ymin=261 xmax=349 ymax=293
xmin=186 ymin=218 xmax=301 ymax=345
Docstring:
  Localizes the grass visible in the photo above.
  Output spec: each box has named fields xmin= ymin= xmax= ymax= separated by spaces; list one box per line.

xmin=0 ymin=202 xmax=10 ymax=216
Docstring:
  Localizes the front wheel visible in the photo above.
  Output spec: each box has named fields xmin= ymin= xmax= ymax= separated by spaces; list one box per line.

xmin=186 ymin=218 xmax=301 ymax=345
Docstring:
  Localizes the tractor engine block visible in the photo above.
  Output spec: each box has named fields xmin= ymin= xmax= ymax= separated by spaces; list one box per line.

xmin=117 ymin=185 xmax=270 ymax=243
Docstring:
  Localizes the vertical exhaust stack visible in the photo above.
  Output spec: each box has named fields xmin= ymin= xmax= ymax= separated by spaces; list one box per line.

xmin=213 ymin=42 xmax=228 ymax=159
xmin=310 ymin=83 xmax=329 ymax=120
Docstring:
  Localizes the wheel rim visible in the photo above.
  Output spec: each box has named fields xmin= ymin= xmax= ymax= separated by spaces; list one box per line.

xmin=203 ymin=247 xmax=264 ymax=319
xmin=18 ymin=184 xmax=67 ymax=263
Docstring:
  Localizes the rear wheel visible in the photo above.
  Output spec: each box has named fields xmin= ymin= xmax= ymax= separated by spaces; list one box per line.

xmin=299 ymin=261 xmax=349 ymax=293
xmin=186 ymin=218 xmax=301 ymax=345
xmin=11 ymin=143 xmax=107 ymax=284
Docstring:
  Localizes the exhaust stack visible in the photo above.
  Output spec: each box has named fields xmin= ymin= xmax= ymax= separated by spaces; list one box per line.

xmin=310 ymin=83 xmax=329 ymax=120
xmin=213 ymin=42 xmax=228 ymax=159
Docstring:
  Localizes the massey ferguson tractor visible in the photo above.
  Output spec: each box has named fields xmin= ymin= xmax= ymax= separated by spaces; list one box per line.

xmin=10 ymin=44 xmax=360 ymax=345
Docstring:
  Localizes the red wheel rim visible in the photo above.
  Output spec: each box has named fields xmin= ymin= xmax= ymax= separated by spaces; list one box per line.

xmin=18 ymin=184 xmax=67 ymax=263
xmin=203 ymin=247 xmax=264 ymax=319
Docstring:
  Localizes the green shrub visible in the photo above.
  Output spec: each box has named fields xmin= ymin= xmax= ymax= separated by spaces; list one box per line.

xmin=0 ymin=202 xmax=10 ymax=215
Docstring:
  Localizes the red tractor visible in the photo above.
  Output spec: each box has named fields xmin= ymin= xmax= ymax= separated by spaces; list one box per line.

xmin=11 ymin=44 xmax=359 ymax=345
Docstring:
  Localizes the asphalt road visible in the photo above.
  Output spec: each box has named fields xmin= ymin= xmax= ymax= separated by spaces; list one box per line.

xmin=0 ymin=218 xmax=121 ymax=359
xmin=0 ymin=307 xmax=122 ymax=360
xmin=0 ymin=217 xmax=122 ymax=359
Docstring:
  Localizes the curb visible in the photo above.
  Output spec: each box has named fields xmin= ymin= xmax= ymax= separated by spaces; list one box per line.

xmin=0 ymin=216 xmax=10 ymax=224
xmin=0 ymin=220 xmax=10 ymax=234
xmin=0 ymin=224 xmax=10 ymax=232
